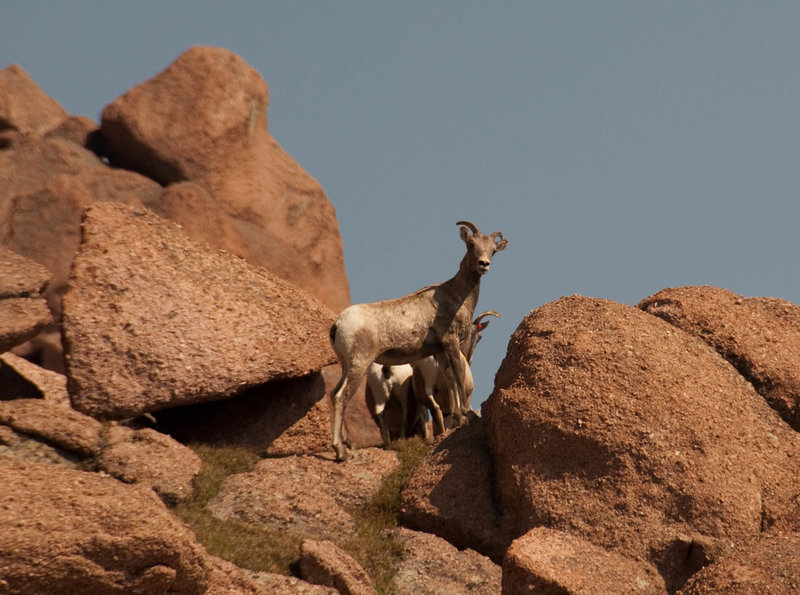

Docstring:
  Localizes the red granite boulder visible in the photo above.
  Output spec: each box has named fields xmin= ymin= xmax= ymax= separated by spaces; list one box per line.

xmin=483 ymin=295 xmax=800 ymax=591
xmin=63 ymin=202 xmax=336 ymax=419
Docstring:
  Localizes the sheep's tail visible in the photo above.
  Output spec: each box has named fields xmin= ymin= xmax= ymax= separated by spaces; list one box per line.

xmin=329 ymin=321 xmax=338 ymax=347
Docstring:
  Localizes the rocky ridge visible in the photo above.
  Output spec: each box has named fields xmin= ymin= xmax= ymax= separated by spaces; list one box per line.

xmin=1 ymin=49 xmax=799 ymax=594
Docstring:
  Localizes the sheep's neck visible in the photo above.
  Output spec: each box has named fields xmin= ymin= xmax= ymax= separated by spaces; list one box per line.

xmin=448 ymin=257 xmax=482 ymax=314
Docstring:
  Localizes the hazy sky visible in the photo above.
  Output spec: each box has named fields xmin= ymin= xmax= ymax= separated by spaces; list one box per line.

xmin=4 ymin=2 xmax=800 ymax=405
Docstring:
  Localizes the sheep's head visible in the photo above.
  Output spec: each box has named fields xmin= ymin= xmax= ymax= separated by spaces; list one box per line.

xmin=462 ymin=310 xmax=501 ymax=363
xmin=458 ymin=221 xmax=508 ymax=275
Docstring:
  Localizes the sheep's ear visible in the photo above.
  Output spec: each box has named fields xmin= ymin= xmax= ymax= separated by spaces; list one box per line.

xmin=495 ymin=237 xmax=508 ymax=251
xmin=460 ymin=226 xmax=472 ymax=242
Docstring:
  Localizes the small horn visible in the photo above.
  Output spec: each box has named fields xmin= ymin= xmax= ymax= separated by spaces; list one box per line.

xmin=490 ymin=231 xmax=504 ymax=241
xmin=457 ymin=220 xmax=479 ymax=234
xmin=473 ymin=310 xmax=501 ymax=325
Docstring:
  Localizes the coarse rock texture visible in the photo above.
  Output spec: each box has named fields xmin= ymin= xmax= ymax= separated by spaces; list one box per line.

xmin=4 ymin=166 xmax=159 ymax=317
xmin=0 ymin=397 xmax=200 ymax=501
xmin=0 ymin=352 xmax=70 ymax=404
xmin=400 ymin=418 xmax=510 ymax=561
xmin=44 ymin=114 xmax=98 ymax=147
xmin=640 ymin=285 xmax=800 ymax=430
xmin=300 ymin=539 xmax=376 ymax=595
xmin=208 ymin=448 xmax=399 ymax=542
xmin=0 ymin=64 xmax=68 ymax=138
xmin=62 ymin=202 xmax=336 ymax=419
xmin=96 ymin=424 xmax=202 ymax=504
xmin=0 ymin=247 xmax=52 ymax=353
xmin=247 ymin=572 xmax=337 ymax=594
xmin=155 ymin=372 xmax=332 ymax=456
xmin=678 ymin=531 xmax=800 ymax=594
xmin=388 ymin=527 xmax=502 ymax=595
xmin=99 ymin=46 xmax=350 ymax=313
xmin=502 ymin=527 xmax=667 ymax=594
xmin=203 ymin=555 xmax=272 ymax=594
xmin=0 ymin=398 xmax=101 ymax=457
xmin=0 ymin=460 xmax=210 ymax=594
xmin=483 ymin=295 xmax=800 ymax=592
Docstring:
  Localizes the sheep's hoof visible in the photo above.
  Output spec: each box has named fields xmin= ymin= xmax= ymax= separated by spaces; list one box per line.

xmin=333 ymin=444 xmax=349 ymax=462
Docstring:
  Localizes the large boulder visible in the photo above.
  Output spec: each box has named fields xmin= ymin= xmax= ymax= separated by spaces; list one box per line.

xmin=99 ymin=46 xmax=350 ymax=313
xmin=640 ymin=285 xmax=800 ymax=430
xmin=62 ymin=202 xmax=336 ymax=419
xmin=0 ymin=65 xmax=68 ymax=139
xmin=483 ymin=295 xmax=800 ymax=592
xmin=0 ymin=460 xmax=210 ymax=593
xmin=0 ymin=247 xmax=52 ymax=353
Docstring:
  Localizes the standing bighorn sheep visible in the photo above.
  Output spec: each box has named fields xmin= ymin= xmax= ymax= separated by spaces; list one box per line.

xmin=412 ymin=310 xmax=500 ymax=438
xmin=329 ymin=221 xmax=508 ymax=460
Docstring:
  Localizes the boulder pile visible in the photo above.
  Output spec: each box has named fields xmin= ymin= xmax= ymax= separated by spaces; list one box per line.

xmin=2 ymin=49 xmax=799 ymax=593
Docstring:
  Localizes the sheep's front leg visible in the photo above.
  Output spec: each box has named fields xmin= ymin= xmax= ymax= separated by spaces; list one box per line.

xmin=442 ymin=340 xmax=467 ymax=427
xmin=331 ymin=362 xmax=368 ymax=461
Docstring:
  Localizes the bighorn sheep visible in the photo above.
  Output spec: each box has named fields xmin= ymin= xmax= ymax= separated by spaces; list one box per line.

xmin=329 ymin=221 xmax=508 ymax=460
xmin=411 ymin=311 xmax=500 ymax=438
xmin=365 ymin=362 xmax=422 ymax=447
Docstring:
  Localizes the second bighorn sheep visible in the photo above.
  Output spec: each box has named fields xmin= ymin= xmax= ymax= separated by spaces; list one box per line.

xmin=412 ymin=310 xmax=500 ymax=437
xmin=329 ymin=221 xmax=508 ymax=460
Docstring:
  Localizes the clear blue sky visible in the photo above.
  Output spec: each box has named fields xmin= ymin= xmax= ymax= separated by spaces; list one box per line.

xmin=4 ymin=2 xmax=800 ymax=405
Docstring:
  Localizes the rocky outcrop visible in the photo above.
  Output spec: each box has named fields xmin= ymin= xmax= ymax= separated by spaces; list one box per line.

xmin=96 ymin=424 xmax=202 ymax=504
xmin=483 ymin=295 xmax=800 ymax=592
xmin=62 ymin=202 xmax=336 ymax=419
xmin=0 ymin=398 xmax=101 ymax=457
xmin=640 ymin=285 xmax=800 ymax=429
xmin=0 ymin=460 xmax=210 ymax=594
xmin=300 ymin=539 xmax=375 ymax=595
xmin=99 ymin=46 xmax=350 ymax=313
xmin=0 ymin=247 xmax=52 ymax=353
xmin=678 ymin=531 xmax=800 ymax=594
xmin=502 ymin=527 xmax=667 ymax=594
xmin=0 ymin=396 xmax=200 ymax=501
xmin=388 ymin=527 xmax=502 ymax=595
xmin=0 ymin=65 xmax=68 ymax=139
xmin=400 ymin=419 xmax=510 ymax=561
xmin=208 ymin=448 xmax=398 ymax=542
